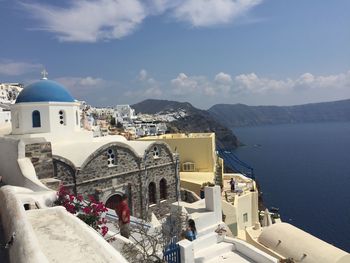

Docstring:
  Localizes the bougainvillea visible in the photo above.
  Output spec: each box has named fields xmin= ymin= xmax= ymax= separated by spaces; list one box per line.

xmin=56 ymin=185 xmax=109 ymax=236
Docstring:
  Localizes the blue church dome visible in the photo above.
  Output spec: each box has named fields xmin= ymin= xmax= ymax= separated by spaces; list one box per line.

xmin=16 ymin=79 xmax=75 ymax=103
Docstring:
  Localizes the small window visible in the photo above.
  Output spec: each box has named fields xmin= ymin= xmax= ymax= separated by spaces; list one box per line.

xmin=15 ymin=111 xmax=19 ymax=128
xmin=32 ymin=110 xmax=41 ymax=128
xmin=59 ymin=110 xmax=66 ymax=125
xmin=243 ymin=213 xmax=248 ymax=223
xmin=152 ymin=146 xmax=160 ymax=158
xmin=182 ymin=162 xmax=195 ymax=172
xmin=159 ymin=178 xmax=167 ymax=200
xmin=75 ymin=110 xmax=79 ymax=126
xmin=149 ymin=182 xmax=156 ymax=204
xmin=107 ymin=148 xmax=116 ymax=167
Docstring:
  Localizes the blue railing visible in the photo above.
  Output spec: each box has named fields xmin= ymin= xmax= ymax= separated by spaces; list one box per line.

xmin=163 ymin=237 xmax=181 ymax=263
xmin=217 ymin=148 xmax=255 ymax=179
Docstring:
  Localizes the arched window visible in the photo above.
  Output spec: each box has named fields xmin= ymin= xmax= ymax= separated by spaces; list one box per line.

xmin=148 ymin=182 xmax=156 ymax=204
xmin=59 ymin=110 xmax=66 ymax=125
xmin=107 ymin=148 xmax=116 ymax=167
xmin=159 ymin=178 xmax=167 ymax=200
xmin=105 ymin=194 xmax=122 ymax=209
xmin=32 ymin=110 xmax=41 ymax=128
xmin=153 ymin=146 xmax=160 ymax=158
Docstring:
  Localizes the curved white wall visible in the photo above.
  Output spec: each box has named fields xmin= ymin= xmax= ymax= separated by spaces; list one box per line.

xmin=11 ymin=102 xmax=80 ymax=136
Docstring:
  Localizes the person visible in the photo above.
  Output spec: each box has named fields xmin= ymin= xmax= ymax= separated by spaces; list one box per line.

xmin=229 ymin=178 xmax=235 ymax=192
xmin=185 ymin=219 xmax=197 ymax=241
xmin=115 ymin=194 xmax=130 ymax=238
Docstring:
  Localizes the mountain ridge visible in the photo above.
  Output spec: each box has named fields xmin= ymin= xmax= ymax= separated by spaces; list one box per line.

xmin=208 ymin=98 xmax=350 ymax=127
xmin=132 ymin=99 xmax=240 ymax=149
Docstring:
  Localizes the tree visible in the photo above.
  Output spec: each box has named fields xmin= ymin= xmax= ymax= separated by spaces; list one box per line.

xmin=120 ymin=208 xmax=187 ymax=262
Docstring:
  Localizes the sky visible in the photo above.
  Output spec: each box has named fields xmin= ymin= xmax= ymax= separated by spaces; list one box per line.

xmin=0 ymin=0 xmax=349 ymax=109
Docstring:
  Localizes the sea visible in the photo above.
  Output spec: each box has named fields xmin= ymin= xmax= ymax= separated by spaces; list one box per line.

xmin=232 ymin=122 xmax=350 ymax=252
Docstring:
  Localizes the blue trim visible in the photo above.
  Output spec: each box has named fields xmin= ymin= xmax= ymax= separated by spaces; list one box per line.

xmin=16 ymin=80 xmax=75 ymax=103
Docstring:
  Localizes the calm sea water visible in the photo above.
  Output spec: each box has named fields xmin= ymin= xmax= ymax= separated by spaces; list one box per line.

xmin=232 ymin=122 xmax=350 ymax=252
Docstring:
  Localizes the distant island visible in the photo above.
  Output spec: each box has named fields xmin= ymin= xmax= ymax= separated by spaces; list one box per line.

xmin=208 ymin=99 xmax=350 ymax=127
xmin=132 ymin=98 xmax=350 ymax=149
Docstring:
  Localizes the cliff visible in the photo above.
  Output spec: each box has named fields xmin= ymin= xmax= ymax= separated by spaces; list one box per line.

xmin=208 ymin=99 xmax=350 ymax=127
xmin=132 ymin=99 xmax=239 ymax=149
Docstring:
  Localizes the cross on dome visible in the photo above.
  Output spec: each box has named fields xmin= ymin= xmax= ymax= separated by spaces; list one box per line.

xmin=41 ymin=69 xmax=48 ymax=80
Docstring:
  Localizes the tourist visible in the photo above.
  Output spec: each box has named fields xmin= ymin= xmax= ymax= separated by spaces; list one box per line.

xmin=185 ymin=219 xmax=197 ymax=241
xmin=115 ymin=194 xmax=130 ymax=238
xmin=229 ymin=178 xmax=235 ymax=192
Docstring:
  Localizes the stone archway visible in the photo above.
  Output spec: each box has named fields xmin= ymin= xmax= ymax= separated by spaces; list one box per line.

xmin=105 ymin=194 xmax=122 ymax=209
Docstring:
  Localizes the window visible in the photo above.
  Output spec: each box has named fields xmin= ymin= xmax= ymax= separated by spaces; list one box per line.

xmin=148 ymin=182 xmax=156 ymax=204
xmin=107 ymin=148 xmax=116 ymax=167
xmin=152 ymin=146 xmax=160 ymax=158
xmin=14 ymin=111 xmax=19 ymax=128
xmin=183 ymin=162 xmax=195 ymax=172
xmin=159 ymin=178 xmax=167 ymax=200
xmin=59 ymin=110 xmax=66 ymax=125
xmin=243 ymin=213 xmax=248 ymax=223
xmin=32 ymin=110 xmax=41 ymax=128
xmin=75 ymin=110 xmax=79 ymax=126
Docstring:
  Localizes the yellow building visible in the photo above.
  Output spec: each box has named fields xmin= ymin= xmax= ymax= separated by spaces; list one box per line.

xmin=139 ymin=133 xmax=223 ymax=194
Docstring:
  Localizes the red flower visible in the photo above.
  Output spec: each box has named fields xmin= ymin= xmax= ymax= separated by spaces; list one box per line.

xmin=77 ymin=194 xmax=83 ymax=202
xmin=88 ymin=195 xmax=96 ymax=203
xmin=101 ymin=226 xmax=109 ymax=236
xmin=83 ymin=206 xmax=92 ymax=214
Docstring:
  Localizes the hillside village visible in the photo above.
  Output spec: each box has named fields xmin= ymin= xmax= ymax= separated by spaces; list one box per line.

xmin=0 ymin=82 xmax=185 ymax=139
xmin=0 ymin=78 xmax=349 ymax=263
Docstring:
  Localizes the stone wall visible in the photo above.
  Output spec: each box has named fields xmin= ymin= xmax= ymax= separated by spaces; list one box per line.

xmin=53 ymin=142 xmax=180 ymax=220
xmin=25 ymin=142 xmax=54 ymax=179
xmin=53 ymin=156 xmax=76 ymax=186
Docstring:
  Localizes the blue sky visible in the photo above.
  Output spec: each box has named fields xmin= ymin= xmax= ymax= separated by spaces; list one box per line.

xmin=0 ymin=0 xmax=349 ymax=109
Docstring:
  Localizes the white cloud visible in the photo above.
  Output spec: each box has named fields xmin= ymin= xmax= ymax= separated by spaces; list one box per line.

xmin=21 ymin=0 xmax=146 ymax=42
xmin=125 ymin=69 xmax=162 ymax=98
xmin=138 ymin=69 xmax=148 ymax=81
xmin=169 ymin=70 xmax=350 ymax=102
xmin=0 ymin=60 xmax=42 ymax=76
xmin=235 ymin=71 xmax=350 ymax=94
xmin=235 ymin=73 xmax=293 ymax=93
xmin=215 ymin=72 xmax=233 ymax=84
xmin=55 ymin=76 xmax=107 ymax=98
xmin=171 ymin=72 xmax=234 ymax=96
xmin=171 ymin=73 xmax=200 ymax=95
xmin=20 ymin=0 xmax=263 ymax=42
xmin=172 ymin=0 xmax=263 ymax=27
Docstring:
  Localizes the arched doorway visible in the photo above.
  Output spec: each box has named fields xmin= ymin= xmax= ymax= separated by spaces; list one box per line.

xmin=105 ymin=194 xmax=122 ymax=209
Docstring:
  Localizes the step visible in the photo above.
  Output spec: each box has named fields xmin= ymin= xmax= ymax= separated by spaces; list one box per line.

xmin=205 ymin=251 xmax=254 ymax=263
xmin=194 ymin=242 xmax=234 ymax=263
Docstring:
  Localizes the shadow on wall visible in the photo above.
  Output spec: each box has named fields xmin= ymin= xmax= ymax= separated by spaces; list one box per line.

xmin=0 ymin=219 xmax=9 ymax=263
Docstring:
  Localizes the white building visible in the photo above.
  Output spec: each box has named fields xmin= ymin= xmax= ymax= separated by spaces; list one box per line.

xmin=114 ymin=104 xmax=136 ymax=122
xmin=0 ymin=83 xmax=23 ymax=104
xmin=0 ymin=106 xmax=11 ymax=127
xmin=10 ymin=79 xmax=84 ymax=141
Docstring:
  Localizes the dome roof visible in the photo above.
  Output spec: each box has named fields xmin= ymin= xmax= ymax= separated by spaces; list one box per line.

xmin=16 ymin=79 xmax=75 ymax=103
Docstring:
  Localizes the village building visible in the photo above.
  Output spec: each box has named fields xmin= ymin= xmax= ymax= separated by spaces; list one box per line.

xmin=0 ymin=77 xmax=180 ymax=220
